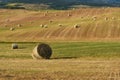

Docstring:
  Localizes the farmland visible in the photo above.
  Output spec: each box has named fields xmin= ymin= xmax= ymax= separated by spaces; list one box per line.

xmin=0 ymin=7 xmax=120 ymax=80
xmin=0 ymin=8 xmax=120 ymax=42
xmin=0 ymin=42 xmax=120 ymax=80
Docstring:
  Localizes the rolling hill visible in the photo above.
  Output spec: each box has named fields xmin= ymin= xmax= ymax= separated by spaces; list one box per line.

xmin=0 ymin=8 xmax=120 ymax=42
xmin=0 ymin=0 xmax=120 ymax=10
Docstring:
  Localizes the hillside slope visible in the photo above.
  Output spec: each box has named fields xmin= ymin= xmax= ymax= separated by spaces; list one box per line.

xmin=0 ymin=8 xmax=120 ymax=42
xmin=0 ymin=0 xmax=120 ymax=10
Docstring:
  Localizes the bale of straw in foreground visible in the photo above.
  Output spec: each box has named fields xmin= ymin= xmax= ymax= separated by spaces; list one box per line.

xmin=12 ymin=43 xmax=18 ymax=49
xmin=32 ymin=43 xmax=52 ymax=59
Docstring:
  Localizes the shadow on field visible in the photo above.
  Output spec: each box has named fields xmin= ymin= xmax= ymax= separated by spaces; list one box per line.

xmin=51 ymin=57 xmax=77 ymax=60
xmin=18 ymin=47 xmax=27 ymax=49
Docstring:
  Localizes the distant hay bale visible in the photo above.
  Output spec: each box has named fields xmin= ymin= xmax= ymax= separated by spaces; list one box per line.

xmin=68 ymin=14 xmax=72 ymax=17
xmin=40 ymin=24 xmax=44 ymax=28
xmin=12 ymin=43 xmax=18 ymax=49
xmin=111 ymin=17 xmax=115 ymax=20
xmin=74 ymin=24 xmax=80 ymax=28
xmin=92 ymin=16 xmax=97 ymax=21
xmin=72 ymin=8 xmax=75 ymax=10
xmin=105 ymin=17 xmax=108 ymax=21
xmin=44 ymin=25 xmax=48 ymax=28
xmin=10 ymin=27 xmax=15 ymax=31
xmin=32 ymin=43 xmax=52 ymax=59
xmin=17 ymin=24 xmax=22 ymax=27
xmin=58 ymin=24 xmax=62 ymax=27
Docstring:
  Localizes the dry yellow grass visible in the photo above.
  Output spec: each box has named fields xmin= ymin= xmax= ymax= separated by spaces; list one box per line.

xmin=0 ymin=8 xmax=120 ymax=42
xmin=0 ymin=42 xmax=120 ymax=80
xmin=0 ymin=58 xmax=120 ymax=80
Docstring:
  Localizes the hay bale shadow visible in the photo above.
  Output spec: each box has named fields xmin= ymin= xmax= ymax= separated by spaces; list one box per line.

xmin=51 ymin=57 xmax=77 ymax=60
xmin=18 ymin=47 xmax=26 ymax=49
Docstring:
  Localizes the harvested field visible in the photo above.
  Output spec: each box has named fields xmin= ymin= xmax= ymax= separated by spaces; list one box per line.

xmin=0 ymin=8 xmax=120 ymax=42
xmin=0 ymin=7 xmax=120 ymax=80
xmin=0 ymin=42 xmax=120 ymax=80
xmin=0 ymin=59 xmax=120 ymax=80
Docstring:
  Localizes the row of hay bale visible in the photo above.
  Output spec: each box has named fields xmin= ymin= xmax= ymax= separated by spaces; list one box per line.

xmin=3 ymin=23 xmax=22 ymax=27
xmin=12 ymin=43 xmax=52 ymax=59
xmin=9 ymin=23 xmax=63 ymax=31
xmin=92 ymin=16 xmax=116 ymax=21
xmin=40 ymin=24 xmax=63 ymax=28
xmin=3 ymin=24 xmax=22 ymax=31
xmin=2 ymin=23 xmax=22 ymax=31
xmin=39 ymin=23 xmax=81 ymax=28
xmin=4 ymin=16 xmax=117 ymax=30
xmin=43 ymin=13 xmax=118 ymax=22
xmin=39 ymin=11 xmax=118 ymax=21
xmin=43 ymin=13 xmax=72 ymax=17
xmin=38 ymin=11 xmax=73 ymax=17
xmin=7 ymin=16 xmax=115 ymax=32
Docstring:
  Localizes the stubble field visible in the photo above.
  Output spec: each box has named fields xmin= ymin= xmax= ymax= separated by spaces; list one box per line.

xmin=0 ymin=7 xmax=120 ymax=80
xmin=0 ymin=42 xmax=120 ymax=80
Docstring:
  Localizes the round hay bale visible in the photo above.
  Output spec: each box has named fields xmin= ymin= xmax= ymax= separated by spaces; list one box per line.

xmin=111 ymin=17 xmax=115 ymax=20
xmin=74 ymin=24 xmax=80 ymax=28
xmin=58 ymin=24 xmax=62 ymax=27
xmin=72 ymin=8 xmax=75 ymax=10
xmin=10 ymin=27 xmax=15 ymax=31
xmin=44 ymin=25 xmax=48 ymax=28
xmin=92 ymin=16 xmax=97 ymax=21
xmin=32 ymin=43 xmax=52 ymax=59
xmin=40 ymin=24 xmax=44 ymax=28
xmin=105 ymin=17 xmax=108 ymax=21
xmin=17 ymin=24 xmax=22 ymax=27
xmin=68 ymin=14 xmax=72 ymax=17
xmin=12 ymin=43 xmax=18 ymax=49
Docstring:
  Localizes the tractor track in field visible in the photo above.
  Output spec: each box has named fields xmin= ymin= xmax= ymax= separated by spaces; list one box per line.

xmin=0 ymin=8 xmax=120 ymax=41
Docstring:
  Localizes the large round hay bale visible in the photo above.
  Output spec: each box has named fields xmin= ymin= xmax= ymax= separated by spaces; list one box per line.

xmin=12 ymin=43 xmax=18 ymax=49
xmin=32 ymin=43 xmax=52 ymax=59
